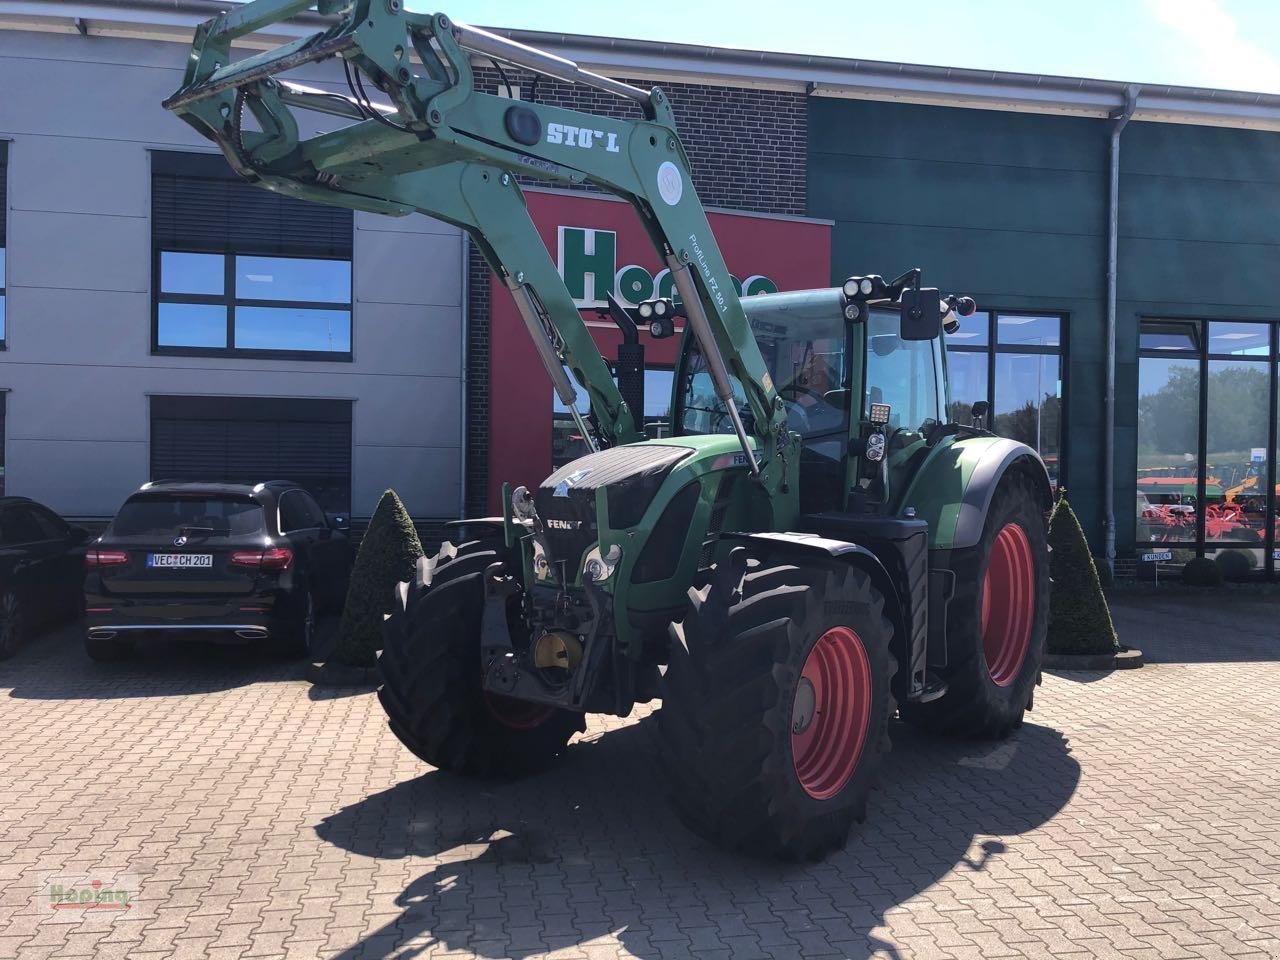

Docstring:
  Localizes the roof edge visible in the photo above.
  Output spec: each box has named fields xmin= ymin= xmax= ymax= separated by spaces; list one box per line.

xmin=5 ymin=2 xmax=1280 ymax=130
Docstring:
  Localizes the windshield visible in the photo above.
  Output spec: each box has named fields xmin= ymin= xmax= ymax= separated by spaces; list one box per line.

xmin=109 ymin=496 xmax=266 ymax=539
xmin=678 ymin=289 xmax=849 ymax=441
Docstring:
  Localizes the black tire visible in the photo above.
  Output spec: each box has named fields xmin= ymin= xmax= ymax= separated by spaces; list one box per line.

xmin=0 ymin=591 xmax=25 ymax=660
xmin=84 ymin=632 xmax=133 ymax=662
xmin=377 ymin=538 xmax=584 ymax=777
xmin=902 ymin=471 xmax=1048 ymax=739
xmin=659 ymin=553 xmax=895 ymax=860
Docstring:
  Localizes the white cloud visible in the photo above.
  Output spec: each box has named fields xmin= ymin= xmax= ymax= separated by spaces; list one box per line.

xmin=1145 ymin=0 xmax=1280 ymax=93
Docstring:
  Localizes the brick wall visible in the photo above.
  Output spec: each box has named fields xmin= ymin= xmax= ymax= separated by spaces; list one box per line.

xmin=464 ymin=65 xmax=808 ymax=516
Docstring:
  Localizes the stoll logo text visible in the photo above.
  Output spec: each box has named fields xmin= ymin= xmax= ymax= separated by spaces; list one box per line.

xmin=42 ymin=874 xmax=138 ymax=914
xmin=556 ymin=226 xmax=778 ymax=310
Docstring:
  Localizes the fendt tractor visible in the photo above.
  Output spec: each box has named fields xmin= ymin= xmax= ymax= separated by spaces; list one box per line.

xmin=165 ymin=0 xmax=1051 ymax=859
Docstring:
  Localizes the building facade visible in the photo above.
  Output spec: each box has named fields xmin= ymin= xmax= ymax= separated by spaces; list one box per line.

xmin=5 ymin=3 xmax=1280 ymax=573
xmin=0 ymin=16 xmax=467 ymax=526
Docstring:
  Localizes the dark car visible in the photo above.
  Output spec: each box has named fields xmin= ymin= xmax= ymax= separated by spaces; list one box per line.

xmin=0 ymin=496 xmax=90 ymax=658
xmin=83 ymin=481 xmax=353 ymax=661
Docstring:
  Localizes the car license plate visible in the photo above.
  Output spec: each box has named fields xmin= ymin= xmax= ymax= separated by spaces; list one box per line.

xmin=147 ymin=554 xmax=213 ymax=569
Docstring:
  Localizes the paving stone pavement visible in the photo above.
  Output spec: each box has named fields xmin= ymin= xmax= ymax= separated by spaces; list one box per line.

xmin=1 ymin=594 xmax=1279 ymax=960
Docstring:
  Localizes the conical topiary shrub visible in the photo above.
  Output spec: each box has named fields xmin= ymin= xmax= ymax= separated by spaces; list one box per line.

xmin=333 ymin=490 xmax=424 ymax=667
xmin=1047 ymin=494 xmax=1119 ymax=655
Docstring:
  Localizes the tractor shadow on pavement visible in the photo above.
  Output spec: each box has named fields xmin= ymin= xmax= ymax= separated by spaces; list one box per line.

xmin=318 ymin=713 xmax=1080 ymax=960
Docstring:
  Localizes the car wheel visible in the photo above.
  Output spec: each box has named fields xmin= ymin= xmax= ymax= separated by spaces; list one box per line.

xmin=0 ymin=592 xmax=26 ymax=660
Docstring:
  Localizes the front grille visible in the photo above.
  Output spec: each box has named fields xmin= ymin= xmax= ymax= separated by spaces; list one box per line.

xmin=537 ymin=488 xmax=598 ymax=572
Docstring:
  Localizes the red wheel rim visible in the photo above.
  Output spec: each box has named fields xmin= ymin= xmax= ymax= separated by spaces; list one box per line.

xmin=791 ymin=626 xmax=873 ymax=801
xmin=484 ymin=692 xmax=554 ymax=730
xmin=981 ymin=522 xmax=1035 ymax=687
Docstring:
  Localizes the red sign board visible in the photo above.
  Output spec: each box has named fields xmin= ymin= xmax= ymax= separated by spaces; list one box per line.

xmin=486 ymin=189 xmax=831 ymax=511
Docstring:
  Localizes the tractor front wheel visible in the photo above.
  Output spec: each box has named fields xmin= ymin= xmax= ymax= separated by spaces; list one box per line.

xmin=902 ymin=471 xmax=1048 ymax=738
xmin=659 ymin=554 xmax=895 ymax=860
xmin=377 ymin=539 xmax=584 ymax=777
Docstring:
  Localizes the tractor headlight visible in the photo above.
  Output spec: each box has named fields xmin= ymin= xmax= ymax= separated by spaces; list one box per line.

xmin=843 ymin=278 xmax=860 ymax=299
xmin=844 ymin=302 xmax=861 ymax=321
xmin=638 ymin=301 xmax=654 ymax=319
xmin=859 ymin=277 xmax=873 ymax=296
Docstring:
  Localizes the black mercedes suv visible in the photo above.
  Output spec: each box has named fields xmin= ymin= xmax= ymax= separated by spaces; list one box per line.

xmin=84 ymin=481 xmax=353 ymax=661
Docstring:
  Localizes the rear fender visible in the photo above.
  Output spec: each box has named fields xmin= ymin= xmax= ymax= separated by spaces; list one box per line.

xmin=900 ymin=437 xmax=1053 ymax=550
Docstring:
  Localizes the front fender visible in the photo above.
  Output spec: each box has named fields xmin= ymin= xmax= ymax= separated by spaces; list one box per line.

xmin=900 ymin=436 xmax=1052 ymax=550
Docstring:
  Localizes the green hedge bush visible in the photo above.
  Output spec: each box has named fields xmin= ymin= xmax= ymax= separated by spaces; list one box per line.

xmin=1047 ymin=495 xmax=1119 ymax=655
xmin=333 ymin=489 xmax=424 ymax=667
xmin=1214 ymin=549 xmax=1254 ymax=582
xmin=1183 ymin=555 xmax=1224 ymax=587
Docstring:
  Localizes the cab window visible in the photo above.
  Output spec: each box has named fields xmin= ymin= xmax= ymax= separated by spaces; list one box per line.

xmin=865 ymin=310 xmax=942 ymax=435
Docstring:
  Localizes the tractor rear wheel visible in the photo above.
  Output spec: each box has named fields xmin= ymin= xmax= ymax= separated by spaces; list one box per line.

xmin=902 ymin=471 xmax=1048 ymax=738
xmin=659 ymin=553 xmax=895 ymax=860
xmin=377 ymin=538 xmax=584 ymax=777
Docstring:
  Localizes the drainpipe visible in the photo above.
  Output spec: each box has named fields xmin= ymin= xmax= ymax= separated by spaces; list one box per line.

xmin=1104 ymin=85 xmax=1139 ymax=571
xmin=459 ymin=232 xmax=470 ymax=521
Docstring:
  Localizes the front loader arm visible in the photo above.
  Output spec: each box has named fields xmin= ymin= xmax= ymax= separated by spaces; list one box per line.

xmin=162 ymin=0 xmax=789 ymax=485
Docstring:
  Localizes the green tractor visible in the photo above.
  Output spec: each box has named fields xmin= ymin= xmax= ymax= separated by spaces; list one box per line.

xmin=165 ymin=0 xmax=1051 ymax=860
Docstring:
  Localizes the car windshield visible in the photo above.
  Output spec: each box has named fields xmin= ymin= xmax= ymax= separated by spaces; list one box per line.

xmin=109 ymin=496 xmax=266 ymax=539
xmin=678 ymin=288 xmax=849 ymax=439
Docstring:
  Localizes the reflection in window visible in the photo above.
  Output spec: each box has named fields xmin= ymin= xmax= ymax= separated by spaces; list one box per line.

xmin=160 ymin=251 xmax=223 ymax=295
xmin=1137 ymin=356 xmax=1200 ymax=546
xmin=1140 ymin=320 xmax=1199 ymax=352
xmin=155 ymin=251 xmax=351 ymax=357
xmin=994 ymin=353 xmax=1061 ymax=472
xmin=1208 ymin=321 xmax=1269 ymax=357
xmin=1137 ymin=318 xmax=1275 ymax=570
xmin=1206 ymin=358 xmax=1269 ymax=546
xmin=236 ymin=255 xmax=351 ymax=303
xmin=157 ymin=303 xmax=227 ymax=348
xmin=945 ymin=349 xmax=989 ymax=425
xmin=997 ymin=313 xmax=1060 ymax=348
xmin=236 ymin=307 xmax=352 ymax=353
xmin=946 ymin=310 xmax=1065 ymax=488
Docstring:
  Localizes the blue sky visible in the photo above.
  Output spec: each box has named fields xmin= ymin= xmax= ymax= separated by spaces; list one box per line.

xmin=413 ymin=0 xmax=1280 ymax=94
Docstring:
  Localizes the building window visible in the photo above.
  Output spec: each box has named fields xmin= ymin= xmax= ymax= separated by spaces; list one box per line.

xmin=945 ymin=311 xmax=1065 ymax=489
xmin=1137 ymin=318 xmax=1273 ymax=573
xmin=150 ymin=395 xmax=353 ymax=513
xmin=155 ymin=251 xmax=352 ymax=356
xmin=151 ymin=151 xmax=354 ymax=361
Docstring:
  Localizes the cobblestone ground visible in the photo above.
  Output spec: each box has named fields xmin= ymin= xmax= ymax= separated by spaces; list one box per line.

xmin=1 ymin=594 xmax=1278 ymax=960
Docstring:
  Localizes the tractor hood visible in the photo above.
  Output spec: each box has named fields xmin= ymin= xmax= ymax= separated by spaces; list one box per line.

xmin=536 ymin=444 xmax=693 ymax=572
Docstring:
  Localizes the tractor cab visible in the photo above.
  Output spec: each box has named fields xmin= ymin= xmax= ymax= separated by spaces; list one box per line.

xmin=674 ymin=285 xmax=952 ymax=514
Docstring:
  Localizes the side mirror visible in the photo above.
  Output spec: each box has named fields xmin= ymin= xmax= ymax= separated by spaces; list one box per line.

xmin=326 ymin=513 xmax=350 ymax=532
xmin=67 ymin=525 xmax=91 ymax=545
xmin=970 ymin=400 xmax=990 ymax=428
xmin=900 ymin=287 xmax=942 ymax=341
